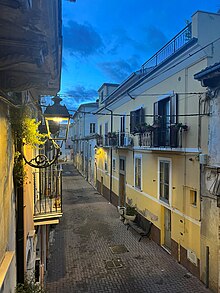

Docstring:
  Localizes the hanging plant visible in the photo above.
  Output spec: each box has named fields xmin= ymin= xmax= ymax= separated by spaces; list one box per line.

xmin=22 ymin=117 xmax=47 ymax=147
xmin=10 ymin=107 xmax=47 ymax=185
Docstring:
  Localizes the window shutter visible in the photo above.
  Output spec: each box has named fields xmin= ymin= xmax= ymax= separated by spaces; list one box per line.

xmin=130 ymin=110 xmax=136 ymax=134
xmin=140 ymin=107 xmax=145 ymax=124
xmin=170 ymin=94 xmax=178 ymax=147
xmin=170 ymin=94 xmax=178 ymax=124
xmin=153 ymin=102 xmax=159 ymax=146
xmin=153 ymin=102 xmax=159 ymax=123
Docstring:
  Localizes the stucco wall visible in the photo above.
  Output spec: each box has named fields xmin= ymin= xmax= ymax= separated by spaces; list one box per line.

xmin=0 ymin=102 xmax=16 ymax=291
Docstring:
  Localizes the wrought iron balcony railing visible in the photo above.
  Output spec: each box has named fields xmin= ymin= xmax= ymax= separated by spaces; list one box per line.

xmin=101 ymin=132 xmax=133 ymax=148
xmin=33 ymin=169 xmax=62 ymax=219
xmin=142 ymin=23 xmax=192 ymax=74
xmin=139 ymin=123 xmax=188 ymax=148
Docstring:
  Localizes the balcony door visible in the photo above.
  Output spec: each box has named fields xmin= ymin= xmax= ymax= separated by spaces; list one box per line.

xmin=153 ymin=94 xmax=178 ymax=147
xmin=120 ymin=116 xmax=125 ymax=146
xmin=119 ymin=157 xmax=126 ymax=207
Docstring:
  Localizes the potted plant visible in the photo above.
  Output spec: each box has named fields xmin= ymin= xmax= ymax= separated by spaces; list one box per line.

xmin=170 ymin=123 xmax=188 ymax=132
xmin=117 ymin=206 xmax=126 ymax=220
xmin=134 ymin=123 xmax=153 ymax=134
xmin=124 ymin=206 xmax=137 ymax=224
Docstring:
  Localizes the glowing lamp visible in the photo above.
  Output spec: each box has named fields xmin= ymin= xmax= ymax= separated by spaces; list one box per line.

xmin=44 ymin=96 xmax=70 ymax=141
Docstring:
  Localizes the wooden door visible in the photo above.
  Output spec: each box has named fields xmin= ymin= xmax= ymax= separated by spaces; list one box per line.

xmin=164 ymin=208 xmax=171 ymax=250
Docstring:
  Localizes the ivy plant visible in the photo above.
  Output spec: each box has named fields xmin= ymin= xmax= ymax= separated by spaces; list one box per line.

xmin=10 ymin=107 xmax=47 ymax=185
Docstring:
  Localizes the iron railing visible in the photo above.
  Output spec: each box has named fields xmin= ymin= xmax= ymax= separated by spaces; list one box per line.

xmin=101 ymin=132 xmax=133 ymax=148
xmin=33 ymin=169 xmax=62 ymax=217
xmin=139 ymin=124 xmax=187 ymax=148
xmin=142 ymin=23 xmax=192 ymax=73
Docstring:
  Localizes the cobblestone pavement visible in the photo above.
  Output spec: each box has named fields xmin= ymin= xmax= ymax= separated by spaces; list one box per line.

xmin=46 ymin=163 xmax=211 ymax=293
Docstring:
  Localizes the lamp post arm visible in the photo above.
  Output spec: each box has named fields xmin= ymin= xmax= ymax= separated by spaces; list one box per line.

xmin=22 ymin=144 xmax=60 ymax=169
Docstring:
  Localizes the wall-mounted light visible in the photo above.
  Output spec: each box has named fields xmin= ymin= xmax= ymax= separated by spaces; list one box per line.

xmin=44 ymin=96 xmax=70 ymax=141
xmin=23 ymin=96 xmax=70 ymax=168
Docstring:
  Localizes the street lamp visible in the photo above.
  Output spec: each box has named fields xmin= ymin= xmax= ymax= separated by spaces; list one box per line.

xmin=23 ymin=96 xmax=70 ymax=168
xmin=44 ymin=96 xmax=70 ymax=141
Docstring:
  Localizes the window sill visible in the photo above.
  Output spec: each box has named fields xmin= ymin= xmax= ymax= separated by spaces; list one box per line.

xmin=134 ymin=186 xmax=142 ymax=192
xmin=159 ymin=198 xmax=170 ymax=206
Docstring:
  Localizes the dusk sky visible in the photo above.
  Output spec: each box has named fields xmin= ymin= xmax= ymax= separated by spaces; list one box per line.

xmin=61 ymin=0 xmax=220 ymax=109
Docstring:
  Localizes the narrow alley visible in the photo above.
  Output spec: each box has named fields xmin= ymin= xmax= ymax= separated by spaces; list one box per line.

xmin=46 ymin=164 xmax=211 ymax=293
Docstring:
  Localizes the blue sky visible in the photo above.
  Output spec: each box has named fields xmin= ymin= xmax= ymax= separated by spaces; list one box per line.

xmin=61 ymin=0 xmax=220 ymax=109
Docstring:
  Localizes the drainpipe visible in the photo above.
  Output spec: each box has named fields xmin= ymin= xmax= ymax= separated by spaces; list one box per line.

xmin=198 ymin=95 xmax=203 ymax=149
xmin=106 ymin=107 xmax=113 ymax=204
xmin=15 ymin=141 xmax=24 ymax=284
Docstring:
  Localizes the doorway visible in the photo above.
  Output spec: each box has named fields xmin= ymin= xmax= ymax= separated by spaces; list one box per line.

xmin=119 ymin=157 xmax=126 ymax=206
xmin=164 ymin=208 xmax=171 ymax=251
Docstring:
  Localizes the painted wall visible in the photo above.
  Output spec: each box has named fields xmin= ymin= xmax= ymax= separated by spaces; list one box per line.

xmin=95 ymin=11 xmax=220 ymax=279
xmin=0 ymin=102 xmax=16 ymax=292
xmin=199 ymin=86 xmax=220 ymax=292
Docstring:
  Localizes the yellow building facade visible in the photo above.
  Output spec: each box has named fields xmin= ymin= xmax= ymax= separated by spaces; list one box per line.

xmin=95 ymin=10 xmax=220 ymax=281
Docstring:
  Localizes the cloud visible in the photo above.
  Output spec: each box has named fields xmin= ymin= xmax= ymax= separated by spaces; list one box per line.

xmin=62 ymin=85 xmax=98 ymax=109
xmin=98 ymin=55 xmax=140 ymax=82
xmin=63 ymin=20 xmax=104 ymax=57
xmin=105 ymin=28 xmax=134 ymax=55
xmin=141 ymin=25 xmax=168 ymax=54
xmin=105 ymin=26 xmax=168 ymax=58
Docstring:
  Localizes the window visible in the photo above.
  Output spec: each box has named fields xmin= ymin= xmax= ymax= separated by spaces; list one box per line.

xmin=159 ymin=160 xmax=170 ymax=203
xmin=104 ymin=122 xmax=108 ymax=145
xmin=112 ymin=158 xmax=116 ymax=171
xmin=190 ymin=190 xmax=197 ymax=206
xmin=90 ymin=123 xmax=95 ymax=134
xmin=153 ymin=94 xmax=178 ymax=147
xmin=130 ymin=107 xmax=145 ymax=134
xmin=134 ymin=156 xmax=142 ymax=189
xmin=119 ymin=158 xmax=125 ymax=171
xmin=89 ymin=144 xmax=92 ymax=157
xmin=100 ymin=91 xmax=104 ymax=102
xmin=104 ymin=160 xmax=108 ymax=172
xmin=99 ymin=124 xmax=102 ymax=135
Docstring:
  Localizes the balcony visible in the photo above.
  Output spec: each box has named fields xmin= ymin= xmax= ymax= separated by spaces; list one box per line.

xmin=117 ymin=132 xmax=133 ymax=148
xmin=96 ymin=134 xmax=103 ymax=146
xmin=101 ymin=132 xmax=133 ymax=148
xmin=142 ymin=23 xmax=192 ymax=74
xmin=33 ymin=169 xmax=63 ymax=225
xmin=139 ymin=123 xmax=188 ymax=149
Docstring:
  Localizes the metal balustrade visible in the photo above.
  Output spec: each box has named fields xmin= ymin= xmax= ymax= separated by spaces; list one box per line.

xmin=142 ymin=23 xmax=192 ymax=73
xmin=33 ymin=169 xmax=62 ymax=217
xmin=98 ymin=132 xmax=133 ymax=148
xmin=139 ymin=124 xmax=187 ymax=148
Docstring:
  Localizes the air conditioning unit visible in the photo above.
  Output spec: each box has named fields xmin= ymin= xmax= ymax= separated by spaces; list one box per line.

xmin=124 ymin=136 xmax=133 ymax=146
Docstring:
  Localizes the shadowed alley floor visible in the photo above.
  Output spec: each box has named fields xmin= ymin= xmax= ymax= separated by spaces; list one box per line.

xmin=46 ymin=163 xmax=211 ymax=293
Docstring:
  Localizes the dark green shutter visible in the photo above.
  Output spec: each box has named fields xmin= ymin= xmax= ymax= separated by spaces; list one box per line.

xmin=170 ymin=94 xmax=178 ymax=147
xmin=153 ymin=102 xmax=159 ymax=146
xmin=130 ymin=110 xmax=135 ymax=134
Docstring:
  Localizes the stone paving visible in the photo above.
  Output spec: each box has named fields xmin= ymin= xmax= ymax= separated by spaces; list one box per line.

xmin=46 ymin=163 xmax=212 ymax=293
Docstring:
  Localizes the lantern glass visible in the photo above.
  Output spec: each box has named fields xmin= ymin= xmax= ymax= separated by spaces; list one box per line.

xmin=44 ymin=96 xmax=70 ymax=141
xmin=45 ymin=117 xmax=70 ymax=141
